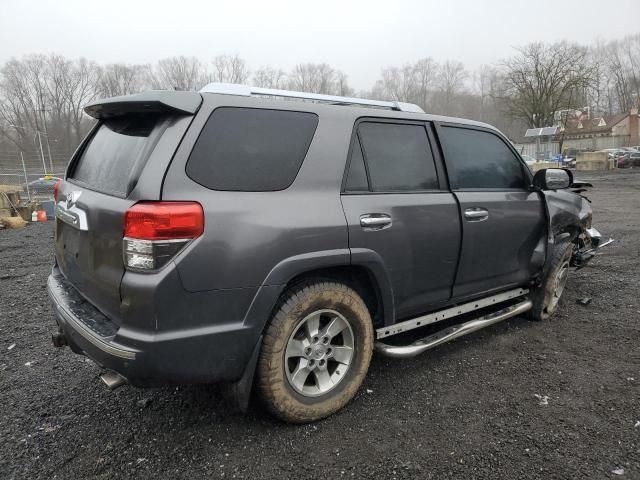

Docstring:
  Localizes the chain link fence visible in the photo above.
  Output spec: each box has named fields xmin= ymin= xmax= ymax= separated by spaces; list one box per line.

xmin=0 ymin=150 xmax=71 ymax=202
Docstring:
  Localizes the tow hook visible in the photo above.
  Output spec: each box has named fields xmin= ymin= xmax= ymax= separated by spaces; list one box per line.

xmin=51 ymin=331 xmax=68 ymax=348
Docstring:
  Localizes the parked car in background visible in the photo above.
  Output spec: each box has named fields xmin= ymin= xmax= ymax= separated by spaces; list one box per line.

xmin=617 ymin=152 xmax=640 ymax=168
xmin=628 ymin=152 xmax=640 ymax=167
xmin=618 ymin=153 xmax=630 ymax=168
xmin=48 ymin=85 xmax=611 ymax=423
xmin=599 ymin=149 xmax=624 ymax=160
xmin=23 ymin=175 xmax=62 ymax=197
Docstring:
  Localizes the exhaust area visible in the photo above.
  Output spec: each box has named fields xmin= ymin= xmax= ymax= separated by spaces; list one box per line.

xmin=99 ymin=370 xmax=127 ymax=390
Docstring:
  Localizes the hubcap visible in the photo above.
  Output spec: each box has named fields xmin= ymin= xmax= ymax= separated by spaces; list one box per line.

xmin=284 ymin=309 xmax=355 ymax=397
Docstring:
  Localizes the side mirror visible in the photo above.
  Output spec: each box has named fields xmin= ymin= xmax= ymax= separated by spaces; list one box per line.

xmin=532 ymin=168 xmax=573 ymax=190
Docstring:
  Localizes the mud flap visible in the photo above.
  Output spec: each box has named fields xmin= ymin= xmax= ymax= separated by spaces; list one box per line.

xmin=221 ymin=335 xmax=262 ymax=413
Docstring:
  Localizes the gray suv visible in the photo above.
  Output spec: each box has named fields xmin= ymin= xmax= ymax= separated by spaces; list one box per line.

xmin=48 ymin=84 xmax=610 ymax=423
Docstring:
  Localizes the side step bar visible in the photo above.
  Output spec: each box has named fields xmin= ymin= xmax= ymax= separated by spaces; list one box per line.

xmin=377 ymin=287 xmax=528 ymax=339
xmin=375 ymin=299 xmax=532 ymax=358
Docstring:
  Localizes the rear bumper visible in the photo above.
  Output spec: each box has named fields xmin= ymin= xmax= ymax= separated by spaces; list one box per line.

xmin=47 ymin=267 xmax=263 ymax=386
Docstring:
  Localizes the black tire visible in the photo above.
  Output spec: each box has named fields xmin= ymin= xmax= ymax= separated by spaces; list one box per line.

xmin=256 ymin=280 xmax=374 ymax=423
xmin=529 ymin=241 xmax=573 ymax=321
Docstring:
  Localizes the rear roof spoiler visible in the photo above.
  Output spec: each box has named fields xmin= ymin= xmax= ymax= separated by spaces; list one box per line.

xmin=84 ymin=91 xmax=202 ymax=120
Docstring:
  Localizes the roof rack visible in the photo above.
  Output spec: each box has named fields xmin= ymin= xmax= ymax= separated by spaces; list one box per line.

xmin=199 ymin=83 xmax=425 ymax=114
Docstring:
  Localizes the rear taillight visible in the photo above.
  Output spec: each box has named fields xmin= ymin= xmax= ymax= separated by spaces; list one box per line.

xmin=53 ymin=180 xmax=62 ymax=202
xmin=123 ymin=202 xmax=204 ymax=271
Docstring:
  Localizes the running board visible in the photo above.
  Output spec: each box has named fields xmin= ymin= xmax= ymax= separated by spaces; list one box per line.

xmin=375 ymin=299 xmax=532 ymax=358
xmin=376 ymin=287 xmax=528 ymax=339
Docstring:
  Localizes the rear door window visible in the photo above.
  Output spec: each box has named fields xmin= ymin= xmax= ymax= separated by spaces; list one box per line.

xmin=357 ymin=122 xmax=438 ymax=192
xmin=344 ymin=138 xmax=369 ymax=192
xmin=439 ymin=126 xmax=527 ymax=190
xmin=186 ymin=108 xmax=318 ymax=191
xmin=71 ymin=115 xmax=161 ymax=196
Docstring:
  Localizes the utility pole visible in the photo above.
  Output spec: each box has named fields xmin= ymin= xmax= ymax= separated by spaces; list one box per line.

xmin=38 ymin=109 xmax=54 ymax=173
xmin=20 ymin=152 xmax=31 ymax=201
xmin=36 ymin=130 xmax=47 ymax=175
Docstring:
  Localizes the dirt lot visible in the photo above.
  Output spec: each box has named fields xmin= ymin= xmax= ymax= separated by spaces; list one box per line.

xmin=1 ymin=170 xmax=639 ymax=479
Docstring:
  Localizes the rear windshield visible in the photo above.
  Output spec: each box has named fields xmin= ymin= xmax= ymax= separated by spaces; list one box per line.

xmin=70 ymin=115 xmax=161 ymax=196
xmin=186 ymin=107 xmax=318 ymax=191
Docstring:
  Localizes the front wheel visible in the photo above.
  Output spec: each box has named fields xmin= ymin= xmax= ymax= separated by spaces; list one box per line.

xmin=256 ymin=281 xmax=373 ymax=423
xmin=529 ymin=241 xmax=573 ymax=321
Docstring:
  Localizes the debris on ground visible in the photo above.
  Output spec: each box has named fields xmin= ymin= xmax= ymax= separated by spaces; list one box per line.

xmin=612 ymin=467 xmax=625 ymax=475
xmin=136 ymin=398 xmax=153 ymax=409
xmin=534 ymin=394 xmax=549 ymax=406
xmin=0 ymin=216 xmax=27 ymax=229
xmin=576 ymin=297 xmax=592 ymax=306
xmin=7 ymin=343 xmax=15 ymax=350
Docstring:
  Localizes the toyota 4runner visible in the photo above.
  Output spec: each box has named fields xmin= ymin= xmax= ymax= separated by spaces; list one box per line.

xmin=48 ymin=83 xmax=611 ymax=423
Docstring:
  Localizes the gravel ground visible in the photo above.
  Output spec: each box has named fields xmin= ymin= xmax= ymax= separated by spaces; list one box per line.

xmin=1 ymin=169 xmax=639 ymax=480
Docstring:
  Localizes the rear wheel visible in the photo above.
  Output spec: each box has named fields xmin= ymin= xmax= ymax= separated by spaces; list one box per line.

xmin=529 ymin=241 xmax=573 ymax=321
xmin=256 ymin=281 xmax=373 ymax=423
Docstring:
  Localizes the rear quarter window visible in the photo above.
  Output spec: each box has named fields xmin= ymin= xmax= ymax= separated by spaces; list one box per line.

xmin=186 ymin=108 xmax=319 ymax=191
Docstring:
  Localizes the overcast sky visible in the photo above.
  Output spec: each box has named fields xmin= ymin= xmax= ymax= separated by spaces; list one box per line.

xmin=1 ymin=0 xmax=639 ymax=90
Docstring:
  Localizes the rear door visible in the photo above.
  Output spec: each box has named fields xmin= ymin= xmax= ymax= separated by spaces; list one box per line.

xmin=55 ymin=109 xmax=194 ymax=324
xmin=437 ymin=124 xmax=546 ymax=299
xmin=341 ymin=119 xmax=461 ymax=321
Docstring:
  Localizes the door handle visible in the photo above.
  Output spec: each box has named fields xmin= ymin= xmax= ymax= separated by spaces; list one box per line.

xmin=464 ymin=208 xmax=489 ymax=221
xmin=360 ymin=214 xmax=392 ymax=230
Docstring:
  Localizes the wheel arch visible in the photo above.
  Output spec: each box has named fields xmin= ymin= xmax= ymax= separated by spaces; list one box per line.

xmin=243 ymin=249 xmax=394 ymax=332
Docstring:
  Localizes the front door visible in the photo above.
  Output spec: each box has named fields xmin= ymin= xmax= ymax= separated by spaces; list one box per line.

xmin=437 ymin=124 xmax=546 ymax=298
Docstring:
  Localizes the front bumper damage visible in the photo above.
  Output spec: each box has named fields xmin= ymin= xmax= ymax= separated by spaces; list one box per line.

xmin=572 ymin=226 xmax=614 ymax=268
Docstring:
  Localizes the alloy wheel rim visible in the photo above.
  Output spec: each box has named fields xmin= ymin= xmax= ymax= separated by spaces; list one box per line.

xmin=284 ymin=309 xmax=355 ymax=397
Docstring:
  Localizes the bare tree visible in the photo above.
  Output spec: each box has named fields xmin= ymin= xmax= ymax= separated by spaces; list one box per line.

xmin=473 ymin=65 xmax=496 ymax=121
xmin=0 ymin=55 xmax=50 ymax=151
xmin=502 ymin=42 xmax=595 ymax=128
xmin=335 ymin=71 xmax=354 ymax=97
xmin=152 ymin=56 xmax=206 ymax=91
xmin=371 ymin=64 xmax=417 ymax=102
xmin=252 ymin=66 xmax=287 ymax=89
xmin=604 ymin=35 xmax=640 ymax=112
xmin=436 ymin=60 xmax=468 ymax=113
xmin=63 ymin=58 xmax=100 ymax=145
xmin=413 ymin=58 xmax=438 ymax=110
xmin=98 ymin=63 xmax=148 ymax=97
xmin=288 ymin=63 xmax=350 ymax=95
xmin=211 ymin=54 xmax=250 ymax=84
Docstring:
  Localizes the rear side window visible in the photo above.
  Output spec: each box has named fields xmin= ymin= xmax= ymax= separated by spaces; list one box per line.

xmin=186 ymin=108 xmax=318 ymax=191
xmin=439 ymin=127 xmax=527 ymax=190
xmin=71 ymin=115 xmax=160 ymax=196
xmin=357 ymin=122 xmax=438 ymax=191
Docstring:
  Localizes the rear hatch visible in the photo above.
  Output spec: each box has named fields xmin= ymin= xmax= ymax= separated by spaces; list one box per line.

xmin=55 ymin=91 xmax=201 ymax=325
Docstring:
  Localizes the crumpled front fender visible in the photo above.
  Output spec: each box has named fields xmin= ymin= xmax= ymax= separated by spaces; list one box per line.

xmin=543 ymin=189 xmax=591 ymax=240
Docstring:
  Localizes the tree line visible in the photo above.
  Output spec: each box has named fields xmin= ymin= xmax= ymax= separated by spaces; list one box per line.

xmin=1 ymin=34 xmax=639 ymax=157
